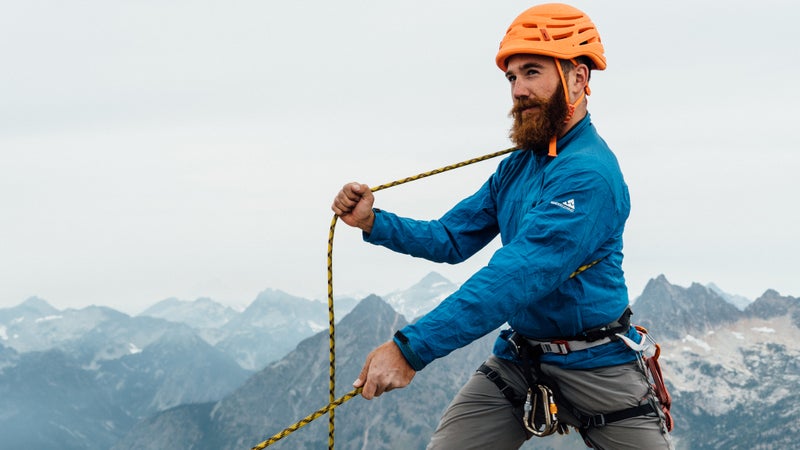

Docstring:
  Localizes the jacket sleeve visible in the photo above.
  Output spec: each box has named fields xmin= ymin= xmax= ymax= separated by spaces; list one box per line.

xmin=391 ymin=161 xmax=625 ymax=370
xmin=364 ymin=179 xmax=500 ymax=264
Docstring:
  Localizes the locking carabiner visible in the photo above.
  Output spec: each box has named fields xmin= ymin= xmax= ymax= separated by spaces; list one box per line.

xmin=522 ymin=384 xmax=560 ymax=437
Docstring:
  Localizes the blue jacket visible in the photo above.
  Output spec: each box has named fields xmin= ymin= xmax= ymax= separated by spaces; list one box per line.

xmin=365 ymin=114 xmax=639 ymax=371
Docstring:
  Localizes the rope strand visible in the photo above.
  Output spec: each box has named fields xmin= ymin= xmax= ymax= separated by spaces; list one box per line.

xmin=250 ymin=146 xmax=518 ymax=449
xmin=250 ymin=388 xmax=363 ymax=450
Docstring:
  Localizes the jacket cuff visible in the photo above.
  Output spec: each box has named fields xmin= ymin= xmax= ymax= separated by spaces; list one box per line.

xmin=393 ymin=330 xmax=427 ymax=371
xmin=362 ymin=208 xmax=384 ymax=243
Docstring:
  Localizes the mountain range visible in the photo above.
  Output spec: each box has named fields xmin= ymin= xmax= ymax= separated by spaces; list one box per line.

xmin=0 ymin=272 xmax=457 ymax=448
xmin=1 ymin=273 xmax=797 ymax=449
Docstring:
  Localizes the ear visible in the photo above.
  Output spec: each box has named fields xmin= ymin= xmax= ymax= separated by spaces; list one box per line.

xmin=569 ymin=63 xmax=590 ymax=101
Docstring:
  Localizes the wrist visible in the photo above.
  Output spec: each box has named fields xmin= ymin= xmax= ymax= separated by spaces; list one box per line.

xmin=362 ymin=209 xmax=376 ymax=234
xmin=393 ymin=330 xmax=427 ymax=371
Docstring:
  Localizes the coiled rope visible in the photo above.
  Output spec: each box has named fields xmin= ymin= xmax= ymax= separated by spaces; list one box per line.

xmin=250 ymin=146 xmax=517 ymax=450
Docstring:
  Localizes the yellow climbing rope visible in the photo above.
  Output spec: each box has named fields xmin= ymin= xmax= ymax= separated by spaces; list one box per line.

xmin=249 ymin=146 xmax=517 ymax=450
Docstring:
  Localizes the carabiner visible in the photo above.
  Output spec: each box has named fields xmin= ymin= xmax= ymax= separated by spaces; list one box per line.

xmin=523 ymin=384 xmax=560 ymax=437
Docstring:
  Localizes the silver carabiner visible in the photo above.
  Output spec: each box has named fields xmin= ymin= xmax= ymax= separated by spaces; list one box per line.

xmin=523 ymin=384 xmax=560 ymax=437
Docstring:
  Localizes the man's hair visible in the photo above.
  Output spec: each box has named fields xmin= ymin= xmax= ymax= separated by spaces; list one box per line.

xmin=560 ymin=56 xmax=593 ymax=81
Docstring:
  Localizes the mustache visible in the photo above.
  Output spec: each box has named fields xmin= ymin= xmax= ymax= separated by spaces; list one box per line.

xmin=510 ymin=97 xmax=546 ymax=117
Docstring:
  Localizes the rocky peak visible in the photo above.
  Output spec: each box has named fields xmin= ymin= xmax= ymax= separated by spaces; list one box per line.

xmin=633 ymin=275 xmax=743 ymax=339
xmin=746 ymin=289 xmax=800 ymax=327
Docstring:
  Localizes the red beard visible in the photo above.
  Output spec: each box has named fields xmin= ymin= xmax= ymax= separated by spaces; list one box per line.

xmin=508 ymin=82 xmax=569 ymax=152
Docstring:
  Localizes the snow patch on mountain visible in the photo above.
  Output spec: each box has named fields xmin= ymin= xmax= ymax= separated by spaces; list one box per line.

xmin=307 ymin=320 xmax=326 ymax=333
xmin=681 ymin=334 xmax=712 ymax=352
xmin=383 ymin=272 xmax=458 ymax=320
xmin=35 ymin=315 xmax=63 ymax=323
xmin=664 ymin=315 xmax=800 ymax=417
xmin=752 ymin=326 xmax=775 ymax=334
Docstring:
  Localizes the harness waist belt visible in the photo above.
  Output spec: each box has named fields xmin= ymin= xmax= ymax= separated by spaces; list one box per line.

xmin=525 ymin=336 xmax=613 ymax=355
xmin=510 ymin=307 xmax=633 ymax=356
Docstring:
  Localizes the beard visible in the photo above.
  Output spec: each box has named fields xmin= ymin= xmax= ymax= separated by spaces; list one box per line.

xmin=508 ymin=82 xmax=569 ymax=152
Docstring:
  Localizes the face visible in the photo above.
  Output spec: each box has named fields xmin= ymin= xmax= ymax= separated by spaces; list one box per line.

xmin=505 ymin=54 xmax=569 ymax=151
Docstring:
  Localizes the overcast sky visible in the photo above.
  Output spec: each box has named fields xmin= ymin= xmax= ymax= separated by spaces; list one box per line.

xmin=2 ymin=0 xmax=798 ymax=314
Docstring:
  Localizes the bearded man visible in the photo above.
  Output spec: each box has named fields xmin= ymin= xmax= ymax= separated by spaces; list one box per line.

xmin=331 ymin=4 xmax=673 ymax=449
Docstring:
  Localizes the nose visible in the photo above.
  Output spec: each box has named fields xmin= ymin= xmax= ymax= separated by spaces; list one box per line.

xmin=512 ymin=81 xmax=530 ymax=100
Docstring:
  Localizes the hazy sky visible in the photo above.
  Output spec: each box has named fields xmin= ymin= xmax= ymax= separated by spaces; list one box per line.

xmin=2 ymin=0 xmax=798 ymax=314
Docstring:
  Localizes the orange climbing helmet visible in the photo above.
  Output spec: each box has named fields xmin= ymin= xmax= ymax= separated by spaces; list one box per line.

xmin=496 ymin=3 xmax=606 ymax=72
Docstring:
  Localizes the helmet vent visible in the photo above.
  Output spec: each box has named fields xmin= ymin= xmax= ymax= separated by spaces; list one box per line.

xmin=550 ymin=31 xmax=574 ymax=41
xmin=495 ymin=4 xmax=607 ymax=71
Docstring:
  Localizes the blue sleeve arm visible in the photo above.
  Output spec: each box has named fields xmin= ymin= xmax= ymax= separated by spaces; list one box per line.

xmin=392 ymin=166 xmax=624 ymax=370
xmin=364 ymin=180 xmax=500 ymax=264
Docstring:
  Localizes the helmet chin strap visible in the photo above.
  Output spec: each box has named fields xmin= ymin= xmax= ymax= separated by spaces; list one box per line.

xmin=548 ymin=58 xmax=590 ymax=157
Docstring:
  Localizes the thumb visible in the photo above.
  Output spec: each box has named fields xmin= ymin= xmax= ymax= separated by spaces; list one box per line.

xmin=350 ymin=182 xmax=370 ymax=195
xmin=355 ymin=183 xmax=373 ymax=198
xmin=353 ymin=357 xmax=370 ymax=389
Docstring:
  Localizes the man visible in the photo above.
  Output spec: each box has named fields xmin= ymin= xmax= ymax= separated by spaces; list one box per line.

xmin=331 ymin=4 xmax=673 ymax=449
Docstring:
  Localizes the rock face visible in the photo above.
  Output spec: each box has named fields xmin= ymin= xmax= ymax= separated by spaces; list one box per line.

xmin=633 ymin=274 xmax=744 ymax=339
xmin=652 ymin=284 xmax=800 ymax=450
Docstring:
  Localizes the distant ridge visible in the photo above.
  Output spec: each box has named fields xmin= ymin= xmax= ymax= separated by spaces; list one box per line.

xmin=2 ymin=274 xmax=798 ymax=450
xmin=383 ymin=271 xmax=458 ymax=320
xmin=633 ymin=274 xmax=743 ymax=339
xmin=139 ymin=297 xmax=238 ymax=329
xmin=745 ymin=288 xmax=800 ymax=327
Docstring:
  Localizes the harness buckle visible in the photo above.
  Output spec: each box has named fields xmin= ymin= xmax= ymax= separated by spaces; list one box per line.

xmin=506 ymin=331 xmax=523 ymax=358
xmin=541 ymin=340 xmax=570 ymax=355
xmin=588 ymin=413 xmax=607 ymax=428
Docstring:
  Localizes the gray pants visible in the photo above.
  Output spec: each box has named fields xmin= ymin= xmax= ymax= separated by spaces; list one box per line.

xmin=427 ymin=355 xmax=673 ymax=450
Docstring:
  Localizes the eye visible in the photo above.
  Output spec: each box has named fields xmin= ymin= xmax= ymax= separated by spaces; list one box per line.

xmin=506 ymin=74 xmax=516 ymax=83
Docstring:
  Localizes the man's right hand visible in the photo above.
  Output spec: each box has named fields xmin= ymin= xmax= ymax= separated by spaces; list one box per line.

xmin=331 ymin=182 xmax=375 ymax=233
xmin=353 ymin=340 xmax=416 ymax=400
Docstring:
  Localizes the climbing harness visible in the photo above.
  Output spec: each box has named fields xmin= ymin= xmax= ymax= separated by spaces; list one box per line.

xmin=571 ymin=326 xmax=674 ymax=442
xmin=625 ymin=326 xmax=674 ymax=432
xmin=566 ymin=323 xmax=675 ymax=445
xmin=480 ymin=308 xmax=674 ymax=445
xmin=477 ymin=281 xmax=629 ymax=438
xmin=518 ymin=308 xmax=630 ymax=438
xmin=508 ymin=306 xmax=632 ymax=357
xmin=249 ymin=146 xmax=517 ymax=450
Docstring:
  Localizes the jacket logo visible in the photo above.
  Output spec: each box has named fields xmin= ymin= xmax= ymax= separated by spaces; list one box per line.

xmin=550 ymin=198 xmax=575 ymax=212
